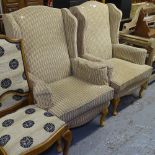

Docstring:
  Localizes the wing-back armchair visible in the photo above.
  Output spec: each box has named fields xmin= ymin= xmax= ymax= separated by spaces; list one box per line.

xmin=3 ymin=6 xmax=114 ymax=128
xmin=70 ymin=1 xmax=152 ymax=115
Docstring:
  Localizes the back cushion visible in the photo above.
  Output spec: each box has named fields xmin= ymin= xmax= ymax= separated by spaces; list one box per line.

xmin=11 ymin=6 xmax=71 ymax=83
xmin=0 ymin=38 xmax=29 ymax=112
xmin=73 ymin=2 xmax=112 ymax=60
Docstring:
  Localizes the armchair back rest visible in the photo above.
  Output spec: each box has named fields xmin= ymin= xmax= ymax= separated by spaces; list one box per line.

xmin=70 ymin=1 xmax=113 ymax=60
xmin=3 ymin=6 xmax=71 ymax=83
xmin=0 ymin=35 xmax=31 ymax=117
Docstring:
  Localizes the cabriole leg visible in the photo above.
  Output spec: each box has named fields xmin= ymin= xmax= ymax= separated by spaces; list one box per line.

xmin=112 ymin=98 xmax=120 ymax=116
xmin=63 ymin=129 xmax=72 ymax=155
xmin=139 ymin=81 xmax=148 ymax=98
xmin=56 ymin=139 xmax=63 ymax=153
xmin=100 ymin=104 xmax=109 ymax=127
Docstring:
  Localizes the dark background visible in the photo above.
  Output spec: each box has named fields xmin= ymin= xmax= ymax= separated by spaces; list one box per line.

xmin=105 ymin=0 xmax=131 ymax=19
xmin=53 ymin=0 xmax=131 ymax=19
xmin=52 ymin=0 xmax=88 ymax=8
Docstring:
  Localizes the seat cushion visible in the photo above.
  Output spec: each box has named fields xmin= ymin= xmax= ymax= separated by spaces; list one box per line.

xmin=108 ymin=58 xmax=152 ymax=92
xmin=0 ymin=105 xmax=65 ymax=155
xmin=49 ymin=76 xmax=114 ymax=122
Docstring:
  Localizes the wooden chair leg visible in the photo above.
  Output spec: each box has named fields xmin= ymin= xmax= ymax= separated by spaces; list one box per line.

xmin=139 ymin=81 xmax=148 ymax=98
xmin=63 ymin=129 xmax=72 ymax=155
xmin=112 ymin=98 xmax=120 ymax=116
xmin=99 ymin=104 xmax=109 ymax=127
xmin=56 ymin=139 xmax=63 ymax=153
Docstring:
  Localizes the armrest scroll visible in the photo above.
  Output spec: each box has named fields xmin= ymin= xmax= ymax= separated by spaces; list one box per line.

xmin=28 ymin=72 xmax=53 ymax=110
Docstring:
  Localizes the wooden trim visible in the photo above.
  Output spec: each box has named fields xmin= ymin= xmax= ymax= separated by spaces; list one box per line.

xmin=0 ymin=125 xmax=72 ymax=155
xmin=21 ymin=125 xmax=70 ymax=155
xmin=0 ymin=91 xmax=29 ymax=100
xmin=119 ymin=33 xmax=152 ymax=45
xmin=0 ymin=35 xmax=32 ymax=96
xmin=20 ymin=38 xmax=34 ymax=105
xmin=0 ymin=98 xmax=28 ymax=118
xmin=1 ymin=0 xmax=25 ymax=13
xmin=119 ymin=32 xmax=154 ymax=66
xmin=1 ymin=0 xmax=44 ymax=13
xmin=0 ymin=147 xmax=7 ymax=155
xmin=0 ymin=36 xmax=72 ymax=155
xmin=0 ymin=35 xmax=33 ymax=116
xmin=0 ymin=35 xmax=22 ymax=43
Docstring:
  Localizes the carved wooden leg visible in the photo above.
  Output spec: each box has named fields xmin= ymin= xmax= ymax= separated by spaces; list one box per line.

xmin=112 ymin=98 xmax=120 ymax=116
xmin=56 ymin=139 xmax=63 ymax=153
xmin=63 ymin=129 xmax=72 ymax=155
xmin=139 ymin=81 xmax=148 ymax=98
xmin=100 ymin=104 xmax=109 ymax=127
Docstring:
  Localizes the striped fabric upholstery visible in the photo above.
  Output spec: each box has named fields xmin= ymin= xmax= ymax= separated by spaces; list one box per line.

xmin=3 ymin=6 xmax=114 ymax=128
xmin=68 ymin=104 xmax=108 ymax=128
xmin=4 ymin=6 xmax=71 ymax=83
xmin=112 ymin=44 xmax=147 ymax=65
xmin=71 ymin=57 xmax=109 ymax=85
xmin=70 ymin=1 xmax=152 ymax=98
xmin=108 ymin=58 xmax=152 ymax=94
xmin=82 ymin=53 xmax=113 ymax=83
xmin=70 ymin=2 xmax=112 ymax=60
xmin=0 ymin=38 xmax=29 ymax=112
xmin=49 ymin=76 xmax=113 ymax=123
xmin=3 ymin=15 xmax=22 ymax=39
xmin=62 ymin=8 xmax=78 ymax=59
xmin=107 ymin=3 xmax=122 ymax=44
xmin=28 ymin=72 xmax=53 ymax=110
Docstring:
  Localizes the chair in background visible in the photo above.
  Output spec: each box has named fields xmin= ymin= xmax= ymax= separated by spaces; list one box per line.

xmin=70 ymin=1 xmax=152 ymax=115
xmin=3 ymin=6 xmax=114 ymax=128
xmin=121 ymin=2 xmax=155 ymax=83
xmin=0 ymin=35 xmax=72 ymax=155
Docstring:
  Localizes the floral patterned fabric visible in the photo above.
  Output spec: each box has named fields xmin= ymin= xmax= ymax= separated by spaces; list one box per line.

xmin=0 ymin=105 xmax=65 ymax=155
xmin=0 ymin=38 xmax=29 ymax=112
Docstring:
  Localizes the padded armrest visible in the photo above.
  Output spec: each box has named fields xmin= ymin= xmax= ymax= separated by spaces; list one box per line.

xmin=71 ymin=57 xmax=109 ymax=85
xmin=112 ymin=44 xmax=147 ymax=65
xmin=28 ymin=72 xmax=53 ymax=110
xmin=82 ymin=53 xmax=113 ymax=82
xmin=82 ymin=53 xmax=104 ymax=62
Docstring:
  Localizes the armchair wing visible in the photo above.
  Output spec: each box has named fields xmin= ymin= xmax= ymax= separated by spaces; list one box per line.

xmin=28 ymin=72 xmax=53 ymax=110
xmin=112 ymin=44 xmax=147 ymax=65
xmin=71 ymin=57 xmax=109 ymax=85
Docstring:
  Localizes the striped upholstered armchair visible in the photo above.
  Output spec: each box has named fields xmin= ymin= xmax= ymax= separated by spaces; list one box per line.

xmin=70 ymin=1 xmax=153 ymax=115
xmin=3 ymin=6 xmax=114 ymax=128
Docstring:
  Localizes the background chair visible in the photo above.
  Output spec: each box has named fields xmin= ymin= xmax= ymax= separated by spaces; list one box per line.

xmin=121 ymin=2 xmax=155 ymax=83
xmin=0 ymin=35 xmax=31 ymax=117
xmin=70 ymin=1 xmax=152 ymax=115
xmin=0 ymin=35 xmax=72 ymax=155
xmin=3 ymin=6 xmax=114 ymax=128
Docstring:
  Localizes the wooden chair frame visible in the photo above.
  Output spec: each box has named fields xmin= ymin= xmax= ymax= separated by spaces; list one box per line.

xmin=0 ymin=35 xmax=72 ymax=155
xmin=0 ymin=125 xmax=72 ymax=155
xmin=0 ymin=35 xmax=33 ymax=117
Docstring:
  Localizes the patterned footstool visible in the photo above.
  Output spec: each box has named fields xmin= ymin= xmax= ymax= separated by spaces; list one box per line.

xmin=0 ymin=105 xmax=72 ymax=155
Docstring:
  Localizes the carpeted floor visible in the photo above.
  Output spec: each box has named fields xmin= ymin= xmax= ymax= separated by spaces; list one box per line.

xmin=43 ymin=82 xmax=155 ymax=155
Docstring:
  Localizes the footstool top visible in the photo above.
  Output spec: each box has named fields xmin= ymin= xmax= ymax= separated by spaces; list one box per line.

xmin=0 ymin=105 xmax=65 ymax=155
